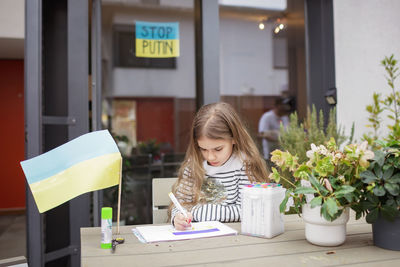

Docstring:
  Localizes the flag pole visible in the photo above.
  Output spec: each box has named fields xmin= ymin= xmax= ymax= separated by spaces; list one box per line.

xmin=117 ymin=157 xmax=123 ymax=234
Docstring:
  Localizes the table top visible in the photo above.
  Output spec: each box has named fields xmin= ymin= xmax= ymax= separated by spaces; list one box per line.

xmin=81 ymin=214 xmax=400 ymax=267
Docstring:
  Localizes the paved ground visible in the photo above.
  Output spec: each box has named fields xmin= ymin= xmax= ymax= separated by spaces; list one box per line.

xmin=0 ymin=214 xmax=26 ymax=261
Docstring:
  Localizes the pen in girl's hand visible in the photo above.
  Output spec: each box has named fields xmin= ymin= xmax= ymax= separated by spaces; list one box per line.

xmin=168 ymin=192 xmax=192 ymax=224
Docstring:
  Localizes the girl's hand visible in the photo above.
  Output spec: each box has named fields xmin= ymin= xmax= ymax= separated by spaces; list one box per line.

xmin=173 ymin=212 xmax=193 ymax=230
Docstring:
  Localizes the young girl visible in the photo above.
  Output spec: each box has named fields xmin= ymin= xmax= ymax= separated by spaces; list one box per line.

xmin=170 ymin=102 xmax=269 ymax=230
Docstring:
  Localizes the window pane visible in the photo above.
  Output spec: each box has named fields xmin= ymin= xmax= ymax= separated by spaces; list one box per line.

xmin=219 ymin=1 xmax=305 ymax=157
xmin=102 ymin=0 xmax=195 ymax=224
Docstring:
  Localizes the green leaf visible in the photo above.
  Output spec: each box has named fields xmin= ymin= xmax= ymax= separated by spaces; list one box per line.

xmin=321 ymin=202 xmax=331 ymax=221
xmin=384 ymin=183 xmax=399 ymax=196
xmin=355 ymin=211 xmax=362 ymax=220
xmin=279 ymin=192 xmax=290 ymax=213
xmin=293 ymin=165 xmax=311 ymax=180
xmin=381 ymin=205 xmax=398 ymax=221
xmin=328 ymin=177 xmax=341 ymax=190
xmin=386 ymin=198 xmax=395 ymax=207
xmin=366 ymin=208 xmax=379 ymax=223
xmin=294 ymin=187 xmax=317 ymax=195
xmin=370 ymin=161 xmax=377 ymax=170
xmin=343 ymin=193 xmax=354 ymax=203
xmin=366 ymin=192 xmax=379 ymax=204
xmin=315 ymin=157 xmax=335 ymax=177
xmin=309 ymin=174 xmax=329 ymax=195
xmin=374 ymin=164 xmax=383 ymax=178
xmin=388 ymin=173 xmax=400 ymax=183
xmin=373 ymin=185 xmax=386 ymax=196
xmin=360 ymin=200 xmax=378 ymax=211
xmin=330 ymin=208 xmax=344 ymax=221
xmin=335 ymin=185 xmax=355 ymax=197
xmin=325 ymin=197 xmax=339 ymax=217
xmin=310 ymin=196 xmax=322 ymax=208
xmin=373 ymin=149 xmax=386 ymax=166
xmin=383 ymin=167 xmax=394 ymax=180
xmin=270 ymin=167 xmax=281 ymax=183
xmin=360 ymin=170 xmax=378 ymax=183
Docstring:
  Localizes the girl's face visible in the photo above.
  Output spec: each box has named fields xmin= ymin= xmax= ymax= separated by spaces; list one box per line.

xmin=197 ymin=136 xmax=235 ymax=167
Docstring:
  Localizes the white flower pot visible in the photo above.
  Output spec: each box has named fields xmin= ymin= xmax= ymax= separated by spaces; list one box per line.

xmin=302 ymin=204 xmax=349 ymax=246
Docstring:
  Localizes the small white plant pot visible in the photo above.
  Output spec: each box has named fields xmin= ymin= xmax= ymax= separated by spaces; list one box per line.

xmin=302 ymin=204 xmax=349 ymax=246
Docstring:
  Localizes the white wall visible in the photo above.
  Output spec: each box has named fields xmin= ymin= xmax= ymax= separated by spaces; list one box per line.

xmin=0 ymin=0 xmax=24 ymax=39
xmin=104 ymin=6 xmax=288 ymax=98
xmin=0 ymin=0 xmax=24 ymax=59
xmin=334 ymin=0 xmax=400 ymax=140
xmin=220 ymin=17 xmax=287 ymax=96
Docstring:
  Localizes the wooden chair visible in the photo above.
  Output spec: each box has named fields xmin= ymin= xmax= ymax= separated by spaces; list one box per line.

xmin=152 ymin=177 xmax=177 ymax=224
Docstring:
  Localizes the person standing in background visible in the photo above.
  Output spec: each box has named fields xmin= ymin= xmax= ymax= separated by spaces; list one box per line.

xmin=258 ymin=97 xmax=290 ymax=162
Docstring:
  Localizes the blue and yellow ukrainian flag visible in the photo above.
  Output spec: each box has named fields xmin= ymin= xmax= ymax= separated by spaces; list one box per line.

xmin=20 ymin=130 xmax=122 ymax=213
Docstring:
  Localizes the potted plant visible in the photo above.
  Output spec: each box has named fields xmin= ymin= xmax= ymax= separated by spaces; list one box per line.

xmin=138 ymin=139 xmax=161 ymax=161
xmin=269 ymin=138 xmax=374 ymax=246
xmin=356 ymin=140 xmax=400 ymax=250
xmin=356 ymin=54 xmax=400 ymax=250
xmin=277 ymin=106 xmax=353 ymax=190
xmin=279 ymin=105 xmax=352 ymax=164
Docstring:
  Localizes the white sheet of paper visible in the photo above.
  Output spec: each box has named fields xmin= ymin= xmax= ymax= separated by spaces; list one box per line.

xmin=133 ymin=221 xmax=237 ymax=243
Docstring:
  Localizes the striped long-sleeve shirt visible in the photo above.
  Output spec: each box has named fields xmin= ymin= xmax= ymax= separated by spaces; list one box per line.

xmin=171 ymin=153 xmax=251 ymax=223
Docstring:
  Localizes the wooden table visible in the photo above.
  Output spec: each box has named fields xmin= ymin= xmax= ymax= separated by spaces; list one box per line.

xmin=81 ymin=215 xmax=400 ymax=267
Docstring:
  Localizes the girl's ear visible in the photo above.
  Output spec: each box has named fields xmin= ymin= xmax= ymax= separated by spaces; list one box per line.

xmin=232 ymin=139 xmax=236 ymax=145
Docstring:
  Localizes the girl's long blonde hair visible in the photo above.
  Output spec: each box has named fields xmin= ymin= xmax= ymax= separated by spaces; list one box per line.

xmin=171 ymin=102 xmax=269 ymax=210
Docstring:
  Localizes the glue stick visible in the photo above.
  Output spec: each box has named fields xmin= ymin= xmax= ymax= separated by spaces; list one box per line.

xmin=101 ymin=207 xmax=112 ymax=249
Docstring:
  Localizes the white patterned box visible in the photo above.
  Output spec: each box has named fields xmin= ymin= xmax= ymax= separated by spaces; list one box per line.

xmin=241 ymin=184 xmax=286 ymax=238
